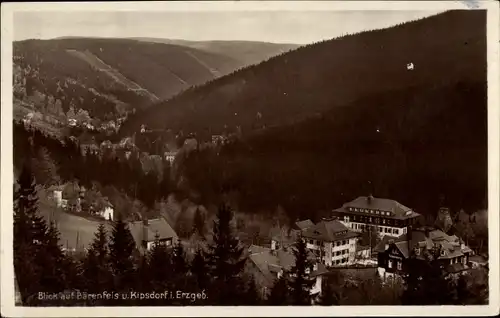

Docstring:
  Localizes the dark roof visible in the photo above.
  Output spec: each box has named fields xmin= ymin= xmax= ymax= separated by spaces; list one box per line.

xmin=469 ymin=255 xmax=488 ymax=264
xmin=248 ymin=245 xmax=323 ymax=285
xmin=295 ymin=219 xmax=314 ymax=230
xmin=302 ymin=219 xmax=359 ymax=242
xmin=375 ymin=227 xmax=473 ymax=260
xmin=128 ymin=217 xmax=178 ymax=252
xmin=373 ymin=234 xmax=400 ymax=253
xmin=446 ymin=263 xmax=468 ymax=274
xmin=334 ymin=196 xmax=420 ymax=219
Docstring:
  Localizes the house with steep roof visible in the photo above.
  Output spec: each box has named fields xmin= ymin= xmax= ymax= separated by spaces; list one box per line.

xmin=300 ymin=218 xmax=360 ymax=267
xmin=245 ymin=243 xmax=329 ymax=302
xmin=375 ymin=227 xmax=473 ymax=281
xmin=128 ymin=217 xmax=178 ymax=254
xmin=332 ymin=195 xmax=421 ymax=238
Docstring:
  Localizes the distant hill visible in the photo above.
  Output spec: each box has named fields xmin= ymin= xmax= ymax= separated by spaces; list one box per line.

xmin=131 ymin=38 xmax=299 ymax=67
xmin=138 ymin=10 xmax=486 ymax=220
xmin=120 ymin=10 xmax=485 ymax=140
xmin=13 ymin=37 xmax=294 ymax=122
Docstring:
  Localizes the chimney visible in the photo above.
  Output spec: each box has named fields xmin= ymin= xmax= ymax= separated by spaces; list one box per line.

xmin=367 ymin=194 xmax=374 ymax=203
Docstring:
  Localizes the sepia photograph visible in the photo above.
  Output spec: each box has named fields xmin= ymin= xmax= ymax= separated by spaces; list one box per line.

xmin=1 ymin=1 xmax=499 ymax=317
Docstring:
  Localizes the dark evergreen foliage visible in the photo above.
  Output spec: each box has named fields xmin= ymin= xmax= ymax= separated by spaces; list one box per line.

xmin=205 ymin=204 xmax=247 ymax=305
xmin=267 ymin=275 xmax=290 ymax=305
xmin=289 ymin=237 xmax=315 ymax=305
xmin=108 ymin=217 xmax=136 ymax=292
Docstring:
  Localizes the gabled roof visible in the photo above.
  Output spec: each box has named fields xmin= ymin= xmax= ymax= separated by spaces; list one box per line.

xmin=302 ymin=219 xmax=359 ymax=242
xmin=128 ymin=217 xmax=178 ymax=252
xmin=469 ymin=255 xmax=488 ymax=264
xmin=248 ymin=245 xmax=323 ymax=286
xmin=295 ymin=219 xmax=314 ymax=231
xmin=334 ymin=196 xmax=420 ymax=219
xmin=376 ymin=227 xmax=473 ymax=261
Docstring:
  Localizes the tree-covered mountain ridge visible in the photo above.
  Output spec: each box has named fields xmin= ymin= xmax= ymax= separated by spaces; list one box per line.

xmin=13 ymin=37 xmax=296 ymax=122
xmin=120 ymin=10 xmax=485 ymax=139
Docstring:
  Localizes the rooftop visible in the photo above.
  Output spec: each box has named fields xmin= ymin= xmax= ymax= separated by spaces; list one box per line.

xmin=302 ymin=219 xmax=359 ymax=242
xmin=375 ymin=227 xmax=473 ymax=262
xmin=334 ymin=196 xmax=420 ymax=219
xmin=248 ymin=245 xmax=328 ymax=286
xmin=295 ymin=219 xmax=314 ymax=231
xmin=128 ymin=217 xmax=178 ymax=252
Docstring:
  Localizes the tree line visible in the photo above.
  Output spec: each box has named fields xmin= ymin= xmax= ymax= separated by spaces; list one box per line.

xmin=14 ymin=163 xmax=327 ymax=306
xmin=14 ymin=121 xmax=172 ymax=217
xmin=14 ymin=162 xmax=487 ymax=306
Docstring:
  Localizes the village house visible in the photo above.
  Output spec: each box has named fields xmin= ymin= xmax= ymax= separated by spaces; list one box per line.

xmin=245 ymin=244 xmax=329 ymax=302
xmin=332 ymin=195 xmax=421 ymax=238
xmin=94 ymin=198 xmax=114 ymax=221
xmin=128 ymin=217 xmax=178 ymax=254
xmin=374 ymin=226 xmax=473 ymax=281
xmin=300 ymin=218 xmax=360 ymax=267
xmin=164 ymin=151 xmax=177 ymax=164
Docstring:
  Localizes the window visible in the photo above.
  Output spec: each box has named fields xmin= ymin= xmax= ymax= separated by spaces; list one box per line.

xmin=388 ymin=259 xmax=393 ymax=269
xmin=379 ymin=227 xmax=383 ymax=232
xmin=382 ymin=219 xmax=386 ymax=224
xmin=369 ymin=217 xmax=373 ymax=222
xmin=166 ymin=239 xmax=172 ymax=246
xmin=336 ymin=251 xmax=341 ymax=256
xmin=376 ymin=210 xmax=380 ymax=215
xmin=397 ymin=261 xmax=402 ymax=270
xmin=393 ymin=229 xmax=398 ymax=235
xmin=414 ymin=248 xmax=420 ymax=256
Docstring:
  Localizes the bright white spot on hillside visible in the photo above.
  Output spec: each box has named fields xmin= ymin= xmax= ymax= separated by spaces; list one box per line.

xmin=99 ymin=48 xmax=103 ymax=52
xmin=406 ymin=62 xmax=414 ymax=70
xmin=376 ymin=128 xmax=380 ymax=133
xmin=234 ymin=112 xmax=238 ymax=116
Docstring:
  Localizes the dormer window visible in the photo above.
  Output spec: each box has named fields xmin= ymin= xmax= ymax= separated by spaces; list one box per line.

xmin=440 ymin=250 xmax=445 ymax=257
xmin=414 ymin=248 xmax=420 ymax=256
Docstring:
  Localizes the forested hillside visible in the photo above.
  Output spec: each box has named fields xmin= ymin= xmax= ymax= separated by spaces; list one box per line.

xmin=121 ymin=10 xmax=485 ymax=140
xmin=166 ymin=10 xmax=487 ymax=222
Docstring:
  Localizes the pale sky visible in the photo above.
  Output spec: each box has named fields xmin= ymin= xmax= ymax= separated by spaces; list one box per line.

xmin=13 ymin=10 xmax=443 ymax=44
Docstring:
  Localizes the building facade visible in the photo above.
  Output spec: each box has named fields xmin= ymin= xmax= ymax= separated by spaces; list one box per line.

xmin=375 ymin=227 xmax=473 ymax=281
xmin=300 ymin=219 xmax=359 ymax=267
xmin=332 ymin=195 xmax=421 ymax=238
xmin=246 ymin=244 xmax=328 ymax=302
xmin=128 ymin=217 xmax=178 ymax=254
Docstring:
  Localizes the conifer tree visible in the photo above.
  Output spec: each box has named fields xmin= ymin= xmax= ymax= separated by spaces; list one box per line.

xmin=267 ymin=275 xmax=290 ymax=305
xmin=172 ymin=240 xmax=188 ymax=275
xmin=205 ymin=204 xmax=246 ymax=305
xmin=147 ymin=233 xmax=172 ymax=292
xmin=14 ymin=164 xmax=73 ymax=304
xmin=401 ymin=246 xmax=455 ymax=305
xmin=37 ymin=222 xmax=73 ymax=296
xmin=13 ymin=163 xmax=46 ymax=303
xmin=289 ymin=237 xmax=314 ymax=305
xmin=191 ymin=248 xmax=209 ymax=290
xmin=81 ymin=223 xmax=112 ymax=295
xmin=31 ymin=146 xmax=59 ymax=186
xmin=243 ymin=277 xmax=262 ymax=305
xmin=159 ymin=161 xmax=171 ymax=199
xmin=192 ymin=206 xmax=206 ymax=239
xmin=109 ymin=217 xmax=136 ymax=292
xmin=319 ymin=276 xmax=339 ymax=305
